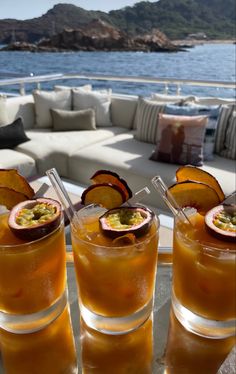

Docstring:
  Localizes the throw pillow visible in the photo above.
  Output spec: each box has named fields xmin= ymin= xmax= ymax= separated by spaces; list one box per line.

xmin=72 ymin=89 xmax=112 ymax=127
xmin=219 ymin=108 xmax=236 ymax=160
xmin=0 ymin=117 xmax=30 ymax=149
xmin=150 ymin=113 xmax=208 ymax=166
xmin=51 ymin=108 xmax=96 ymax=131
xmin=0 ymin=96 xmax=9 ymax=126
xmin=134 ymin=98 xmax=165 ymax=143
xmin=164 ymin=104 xmax=221 ymax=161
xmin=33 ymin=90 xmax=71 ymax=129
xmin=214 ymin=105 xmax=235 ymax=155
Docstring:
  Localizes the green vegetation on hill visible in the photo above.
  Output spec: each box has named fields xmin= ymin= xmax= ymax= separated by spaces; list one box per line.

xmin=109 ymin=0 xmax=236 ymax=39
xmin=0 ymin=0 xmax=235 ymax=44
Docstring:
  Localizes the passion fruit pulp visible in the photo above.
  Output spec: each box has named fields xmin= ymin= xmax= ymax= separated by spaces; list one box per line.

xmin=205 ymin=204 xmax=236 ymax=242
xmin=8 ymin=198 xmax=62 ymax=240
xmin=99 ymin=206 xmax=154 ymax=239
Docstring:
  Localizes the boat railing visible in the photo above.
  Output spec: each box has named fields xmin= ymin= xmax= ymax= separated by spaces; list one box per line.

xmin=0 ymin=73 xmax=235 ymax=96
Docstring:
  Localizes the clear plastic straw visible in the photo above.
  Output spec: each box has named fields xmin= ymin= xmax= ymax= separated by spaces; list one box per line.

xmin=46 ymin=168 xmax=79 ymax=226
xmin=151 ymin=175 xmax=192 ymax=225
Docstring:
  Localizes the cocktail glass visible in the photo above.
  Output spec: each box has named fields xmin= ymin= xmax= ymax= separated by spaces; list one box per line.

xmin=71 ymin=204 xmax=159 ymax=334
xmin=0 ymin=212 xmax=67 ymax=333
xmin=0 ymin=304 xmax=77 ymax=374
xmin=172 ymin=211 xmax=236 ymax=338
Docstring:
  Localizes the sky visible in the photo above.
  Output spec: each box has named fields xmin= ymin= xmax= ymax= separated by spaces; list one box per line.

xmin=0 ymin=0 xmax=158 ymax=20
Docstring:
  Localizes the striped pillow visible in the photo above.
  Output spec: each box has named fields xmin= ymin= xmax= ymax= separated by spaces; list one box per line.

xmin=220 ymin=109 xmax=236 ymax=160
xmin=134 ymin=98 xmax=165 ymax=143
xmin=214 ymin=105 xmax=235 ymax=154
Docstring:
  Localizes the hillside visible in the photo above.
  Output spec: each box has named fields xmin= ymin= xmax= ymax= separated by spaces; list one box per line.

xmin=0 ymin=0 xmax=235 ymax=44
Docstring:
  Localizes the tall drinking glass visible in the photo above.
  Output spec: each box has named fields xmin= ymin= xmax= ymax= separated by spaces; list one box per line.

xmin=0 ymin=212 xmax=67 ymax=333
xmin=71 ymin=204 xmax=159 ymax=334
xmin=172 ymin=211 xmax=236 ymax=339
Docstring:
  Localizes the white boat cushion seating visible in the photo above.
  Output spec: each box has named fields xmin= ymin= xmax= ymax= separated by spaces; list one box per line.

xmin=149 ymin=113 xmax=208 ymax=166
xmin=0 ymin=149 xmax=36 ymax=177
xmin=16 ymin=126 xmax=127 ymax=176
xmin=214 ymin=105 xmax=236 ymax=158
xmin=111 ymin=95 xmax=138 ymax=129
xmin=0 ymin=96 xmax=9 ymax=126
xmin=134 ymin=98 xmax=165 ymax=143
xmin=151 ymin=93 xmax=236 ymax=106
xmin=51 ymin=108 xmax=96 ymax=131
xmin=4 ymin=95 xmax=35 ymax=130
xmin=33 ymin=90 xmax=71 ymax=129
xmin=0 ymin=117 xmax=30 ymax=149
xmin=72 ymin=89 xmax=112 ymax=127
xmin=163 ymin=104 xmax=221 ymax=161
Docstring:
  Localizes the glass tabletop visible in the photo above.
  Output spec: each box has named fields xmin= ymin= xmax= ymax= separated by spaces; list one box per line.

xmin=0 ymin=248 xmax=235 ymax=374
xmin=65 ymin=249 xmax=235 ymax=374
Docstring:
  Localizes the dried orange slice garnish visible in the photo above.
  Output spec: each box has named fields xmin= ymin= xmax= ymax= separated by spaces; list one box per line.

xmin=0 ymin=169 xmax=34 ymax=199
xmin=0 ymin=187 xmax=29 ymax=210
xmin=90 ymin=170 xmax=132 ymax=201
xmin=81 ymin=183 xmax=126 ymax=209
xmin=176 ymin=166 xmax=225 ymax=202
xmin=168 ymin=181 xmax=221 ymax=215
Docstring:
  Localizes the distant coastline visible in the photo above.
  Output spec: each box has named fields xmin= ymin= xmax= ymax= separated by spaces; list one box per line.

xmin=173 ymin=39 xmax=236 ymax=46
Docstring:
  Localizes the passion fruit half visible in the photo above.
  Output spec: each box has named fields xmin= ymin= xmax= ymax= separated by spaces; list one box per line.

xmin=205 ymin=204 xmax=236 ymax=242
xmin=8 ymin=198 xmax=62 ymax=240
xmin=99 ymin=206 xmax=154 ymax=239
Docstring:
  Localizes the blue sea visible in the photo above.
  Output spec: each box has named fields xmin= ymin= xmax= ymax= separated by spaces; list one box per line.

xmin=0 ymin=43 xmax=235 ymax=98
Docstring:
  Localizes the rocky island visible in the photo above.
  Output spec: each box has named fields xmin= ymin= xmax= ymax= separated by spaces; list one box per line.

xmin=1 ymin=19 xmax=184 ymax=53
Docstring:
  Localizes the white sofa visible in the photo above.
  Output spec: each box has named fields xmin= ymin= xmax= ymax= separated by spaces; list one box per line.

xmin=0 ymin=92 xmax=235 ymax=211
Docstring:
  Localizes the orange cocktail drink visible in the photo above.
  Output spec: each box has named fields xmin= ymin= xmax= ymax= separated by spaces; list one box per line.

xmin=172 ymin=211 xmax=236 ymax=338
xmin=0 ymin=305 xmax=77 ymax=374
xmin=71 ymin=204 xmax=159 ymax=334
xmin=0 ymin=212 xmax=66 ymax=317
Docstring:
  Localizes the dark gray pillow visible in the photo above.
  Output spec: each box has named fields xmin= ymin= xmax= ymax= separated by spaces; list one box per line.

xmin=51 ymin=108 xmax=96 ymax=131
xmin=0 ymin=117 xmax=30 ymax=149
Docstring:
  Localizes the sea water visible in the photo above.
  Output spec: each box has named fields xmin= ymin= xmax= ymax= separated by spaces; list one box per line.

xmin=0 ymin=43 xmax=235 ymax=97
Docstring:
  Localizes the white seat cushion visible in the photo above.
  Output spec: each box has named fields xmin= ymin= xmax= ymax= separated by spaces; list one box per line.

xmin=0 ymin=149 xmax=36 ymax=177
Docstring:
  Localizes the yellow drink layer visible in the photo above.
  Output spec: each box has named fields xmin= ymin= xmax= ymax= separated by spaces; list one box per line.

xmin=173 ymin=212 xmax=236 ymax=321
xmin=0 ymin=213 xmax=66 ymax=315
xmin=72 ymin=210 xmax=158 ymax=317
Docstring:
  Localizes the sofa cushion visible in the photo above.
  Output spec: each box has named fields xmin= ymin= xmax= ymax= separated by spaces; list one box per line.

xmin=164 ymin=104 xmax=220 ymax=161
xmin=134 ymin=98 xmax=165 ymax=143
xmin=16 ymin=126 xmax=127 ymax=176
xmin=0 ymin=117 xmax=30 ymax=149
xmin=149 ymin=113 xmax=208 ymax=166
xmin=4 ymin=95 xmax=35 ymax=130
xmin=0 ymin=149 xmax=36 ymax=177
xmin=51 ymin=108 xmax=96 ymax=131
xmin=33 ymin=90 xmax=71 ymax=129
xmin=0 ymin=96 xmax=9 ymax=126
xmin=111 ymin=94 xmax=138 ymax=129
xmin=68 ymin=132 xmax=235 ymax=210
xmin=72 ymin=89 xmax=112 ymax=127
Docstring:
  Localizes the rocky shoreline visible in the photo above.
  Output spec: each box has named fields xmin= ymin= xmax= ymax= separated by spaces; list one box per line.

xmin=0 ymin=20 xmax=186 ymax=53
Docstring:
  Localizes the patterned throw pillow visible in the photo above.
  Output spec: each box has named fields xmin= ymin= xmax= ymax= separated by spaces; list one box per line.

xmin=164 ymin=104 xmax=221 ymax=161
xmin=134 ymin=98 xmax=165 ymax=143
xmin=214 ymin=105 xmax=236 ymax=157
xmin=218 ymin=108 xmax=236 ymax=160
xmin=150 ymin=113 xmax=208 ymax=166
